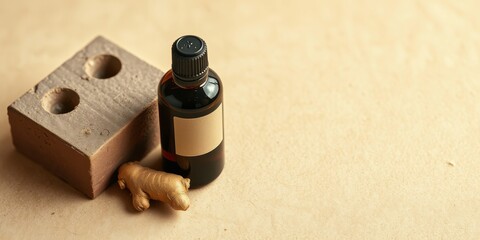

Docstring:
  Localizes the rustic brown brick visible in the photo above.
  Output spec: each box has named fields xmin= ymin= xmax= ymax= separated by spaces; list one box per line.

xmin=8 ymin=36 xmax=162 ymax=198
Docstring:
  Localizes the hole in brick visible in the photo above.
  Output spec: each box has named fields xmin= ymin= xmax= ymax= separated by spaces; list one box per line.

xmin=41 ymin=88 xmax=80 ymax=114
xmin=84 ymin=54 xmax=122 ymax=79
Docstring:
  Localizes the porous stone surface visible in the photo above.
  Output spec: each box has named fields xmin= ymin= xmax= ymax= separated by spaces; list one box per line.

xmin=8 ymin=36 xmax=162 ymax=198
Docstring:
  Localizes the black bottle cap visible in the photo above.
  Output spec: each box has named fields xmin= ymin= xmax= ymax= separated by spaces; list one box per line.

xmin=172 ymin=35 xmax=209 ymax=83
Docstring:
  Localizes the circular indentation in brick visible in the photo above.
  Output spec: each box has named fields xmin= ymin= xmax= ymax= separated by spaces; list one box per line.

xmin=84 ymin=54 xmax=122 ymax=79
xmin=41 ymin=88 xmax=80 ymax=114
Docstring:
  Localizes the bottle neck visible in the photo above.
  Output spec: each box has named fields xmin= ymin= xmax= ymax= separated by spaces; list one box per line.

xmin=173 ymin=68 xmax=209 ymax=89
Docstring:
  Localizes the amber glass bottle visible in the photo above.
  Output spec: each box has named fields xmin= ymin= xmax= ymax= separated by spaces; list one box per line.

xmin=158 ymin=35 xmax=224 ymax=188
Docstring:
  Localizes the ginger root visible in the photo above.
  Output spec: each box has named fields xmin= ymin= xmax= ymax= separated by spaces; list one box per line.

xmin=117 ymin=162 xmax=191 ymax=211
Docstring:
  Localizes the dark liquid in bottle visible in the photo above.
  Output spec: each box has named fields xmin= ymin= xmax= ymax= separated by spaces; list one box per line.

xmin=158 ymin=70 xmax=224 ymax=188
xmin=162 ymin=142 xmax=224 ymax=188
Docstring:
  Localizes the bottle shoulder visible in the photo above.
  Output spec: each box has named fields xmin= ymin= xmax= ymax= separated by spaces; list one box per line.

xmin=158 ymin=69 xmax=222 ymax=110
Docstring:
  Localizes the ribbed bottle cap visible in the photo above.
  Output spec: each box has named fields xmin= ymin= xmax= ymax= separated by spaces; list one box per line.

xmin=172 ymin=35 xmax=209 ymax=82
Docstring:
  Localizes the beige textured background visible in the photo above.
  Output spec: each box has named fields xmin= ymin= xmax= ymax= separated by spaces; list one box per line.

xmin=1 ymin=0 xmax=480 ymax=239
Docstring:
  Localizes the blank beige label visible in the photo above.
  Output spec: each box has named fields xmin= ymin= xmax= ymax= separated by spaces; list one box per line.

xmin=174 ymin=104 xmax=223 ymax=157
